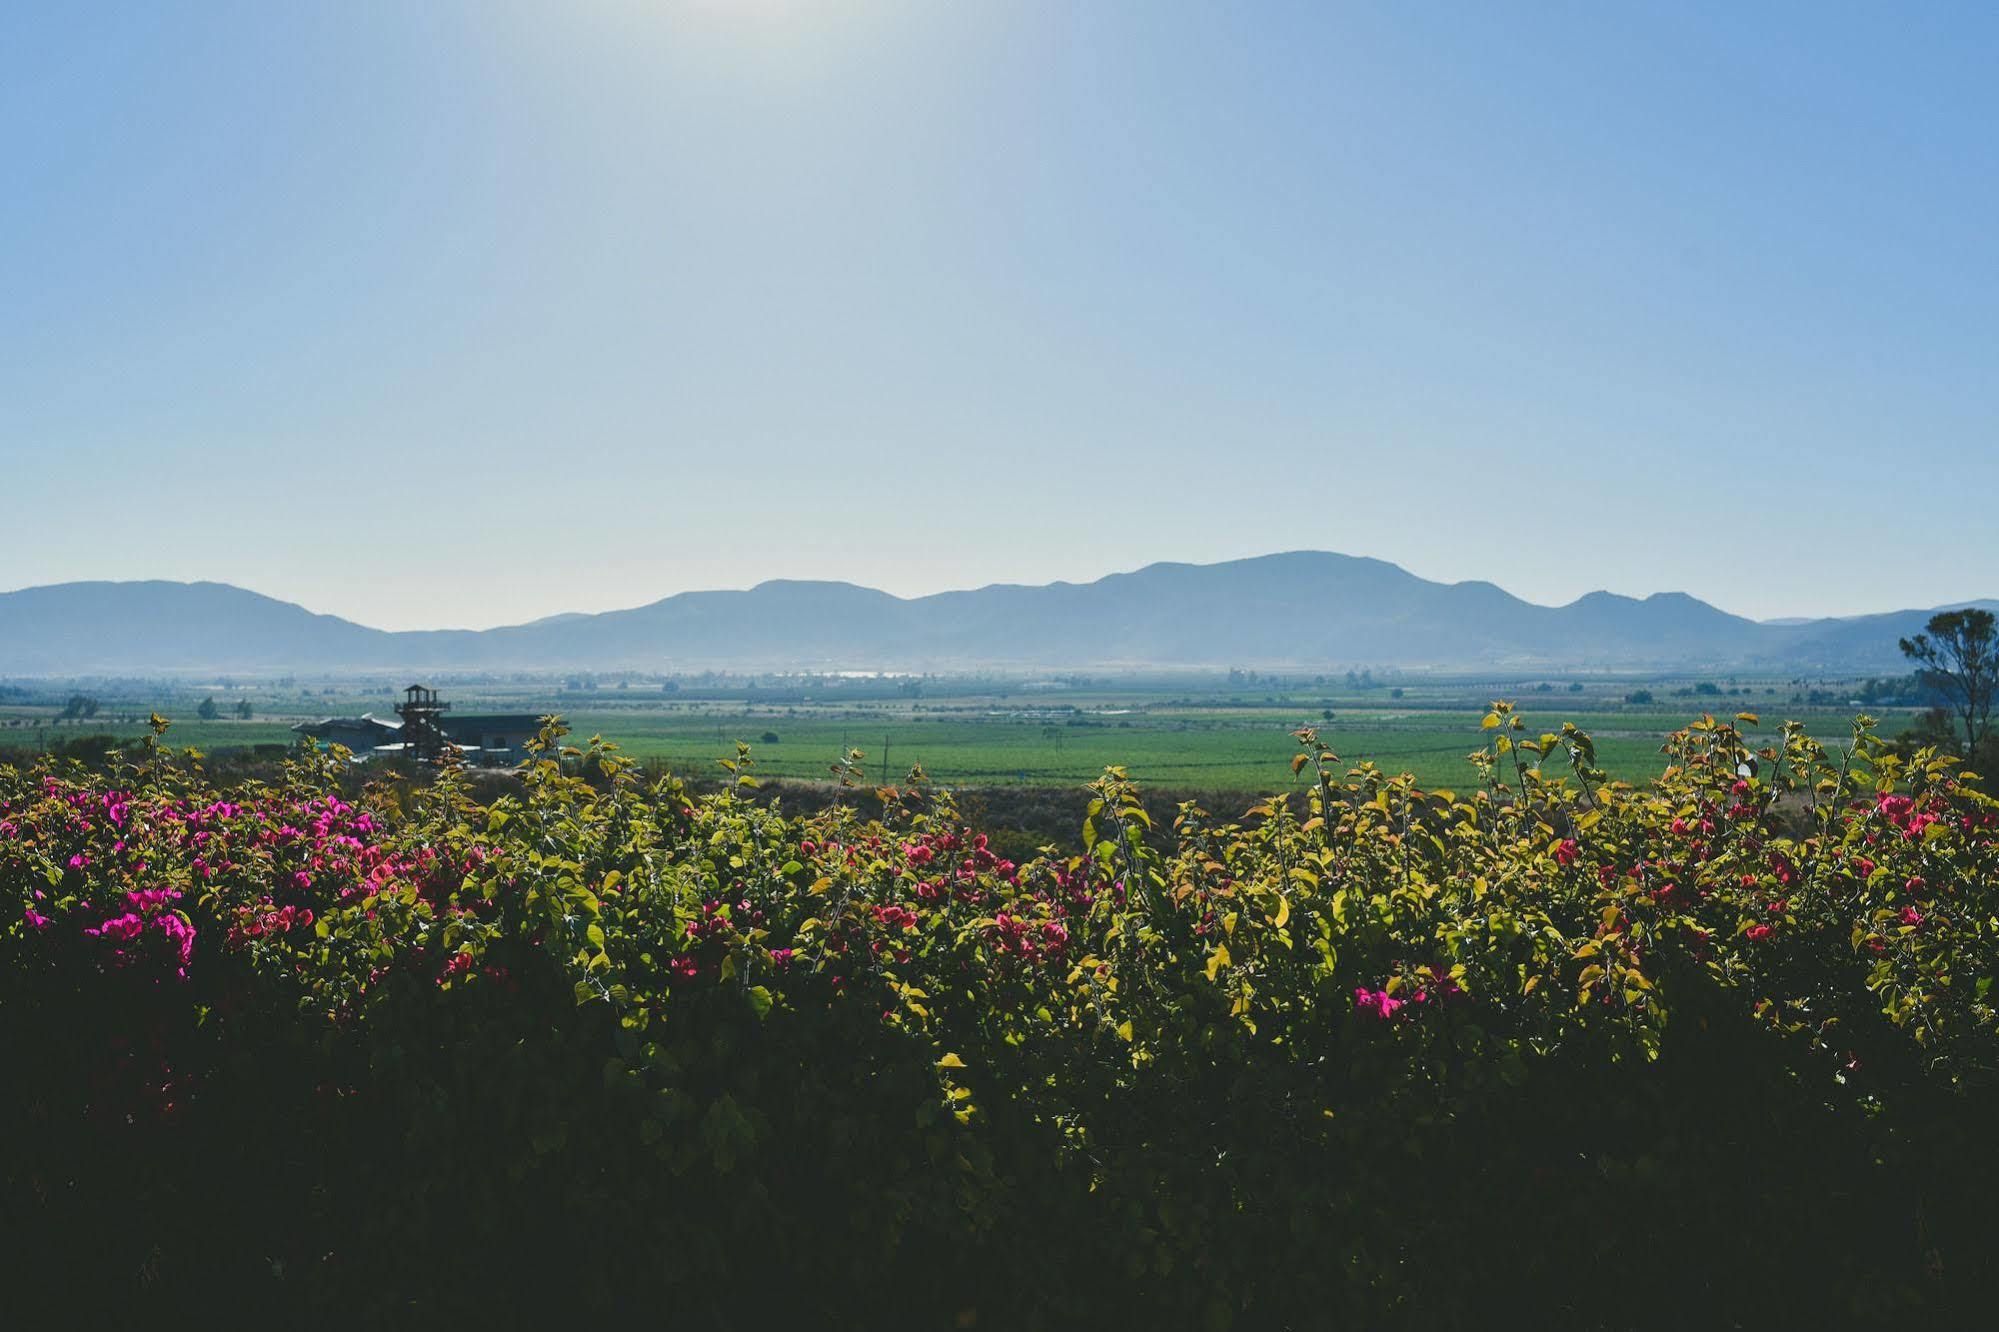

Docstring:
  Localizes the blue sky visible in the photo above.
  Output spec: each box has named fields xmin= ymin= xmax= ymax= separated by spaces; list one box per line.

xmin=3 ymin=1 xmax=1994 ymax=630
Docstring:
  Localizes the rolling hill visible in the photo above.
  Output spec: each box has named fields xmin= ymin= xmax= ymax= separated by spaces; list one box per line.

xmin=0 ymin=554 xmax=1989 ymax=676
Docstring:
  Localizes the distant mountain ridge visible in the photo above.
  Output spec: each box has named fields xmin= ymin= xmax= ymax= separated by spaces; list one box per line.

xmin=1 ymin=554 xmax=1992 ymax=676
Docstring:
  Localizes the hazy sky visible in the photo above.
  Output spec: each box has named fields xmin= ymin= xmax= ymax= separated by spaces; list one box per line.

xmin=3 ymin=2 xmax=1995 ymax=630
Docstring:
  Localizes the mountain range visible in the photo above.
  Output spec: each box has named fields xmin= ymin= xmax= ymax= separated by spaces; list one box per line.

xmin=1 ymin=552 xmax=1990 ymax=677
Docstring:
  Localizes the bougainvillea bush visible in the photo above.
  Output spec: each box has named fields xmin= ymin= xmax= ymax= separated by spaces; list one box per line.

xmin=6 ymin=712 xmax=1999 ymax=1327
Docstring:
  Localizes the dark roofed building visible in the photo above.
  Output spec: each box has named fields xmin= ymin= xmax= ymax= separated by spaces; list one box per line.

xmin=289 ymin=696 xmax=539 ymax=768
xmin=439 ymin=715 xmax=544 ymax=766
xmin=292 ymin=714 xmax=403 ymax=757
xmin=295 ymin=691 xmax=543 ymax=767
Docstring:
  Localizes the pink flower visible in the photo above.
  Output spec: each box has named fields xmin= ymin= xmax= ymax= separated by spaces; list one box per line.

xmin=89 ymin=913 xmax=145 ymax=942
xmin=154 ymin=914 xmax=196 ymax=972
xmin=1745 ymin=924 xmax=1773 ymax=943
xmin=1353 ymin=987 xmax=1404 ymax=1019
xmin=1553 ymin=839 xmax=1579 ymax=867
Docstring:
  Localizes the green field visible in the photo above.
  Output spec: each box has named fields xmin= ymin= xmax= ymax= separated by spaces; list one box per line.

xmin=540 ymin=711 xmax=1862 ymax=791
xmin=0 ymin=671 xmax=1915 ymax=793
xmin=0 ymin=719 xmax=303 ymax=756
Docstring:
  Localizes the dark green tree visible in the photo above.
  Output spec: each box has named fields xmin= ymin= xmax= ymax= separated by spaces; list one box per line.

xmin=1901 ymin=609 xmax=1996 ymax=757
xmin=197 ymin=696 xmax=221 ymax=721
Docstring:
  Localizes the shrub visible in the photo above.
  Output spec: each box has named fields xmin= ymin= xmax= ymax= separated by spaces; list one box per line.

xmin=5 ymin=712 xmax=1999 ymax=1325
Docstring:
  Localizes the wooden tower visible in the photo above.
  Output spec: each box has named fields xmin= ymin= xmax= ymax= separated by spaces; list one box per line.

xmin=395 ymin=684 xmax=451 ymax=763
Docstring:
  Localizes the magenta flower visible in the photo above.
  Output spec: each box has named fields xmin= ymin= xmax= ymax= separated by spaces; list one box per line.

xmin=88 ymin=913 xmax=145 ymax=942
xmin=1353 ymin=987 xmax=1404 ymax=1019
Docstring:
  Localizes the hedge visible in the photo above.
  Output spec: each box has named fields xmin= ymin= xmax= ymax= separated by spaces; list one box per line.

xmin=5 ymin=711 xmax=1998 ymax=1327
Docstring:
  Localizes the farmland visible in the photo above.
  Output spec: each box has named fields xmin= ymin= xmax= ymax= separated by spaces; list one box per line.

xmin=0 ymin=671 xmax=1917 ymax=791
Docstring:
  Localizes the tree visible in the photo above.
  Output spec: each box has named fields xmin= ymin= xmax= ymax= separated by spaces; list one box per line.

xmin=59 ymin=695 xmax=99 ymax=722
xmin=1901 ymin=609 xmax=1996 ymax=757
xmin=197 ymin=697 xmax=221 ymax=721
xmin=234 ymin=698 xmax=254 ymax=720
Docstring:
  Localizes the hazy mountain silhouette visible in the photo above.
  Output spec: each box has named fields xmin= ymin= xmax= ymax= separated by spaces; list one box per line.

xmin=1 ymin=555 xmax=1990 ymax=675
